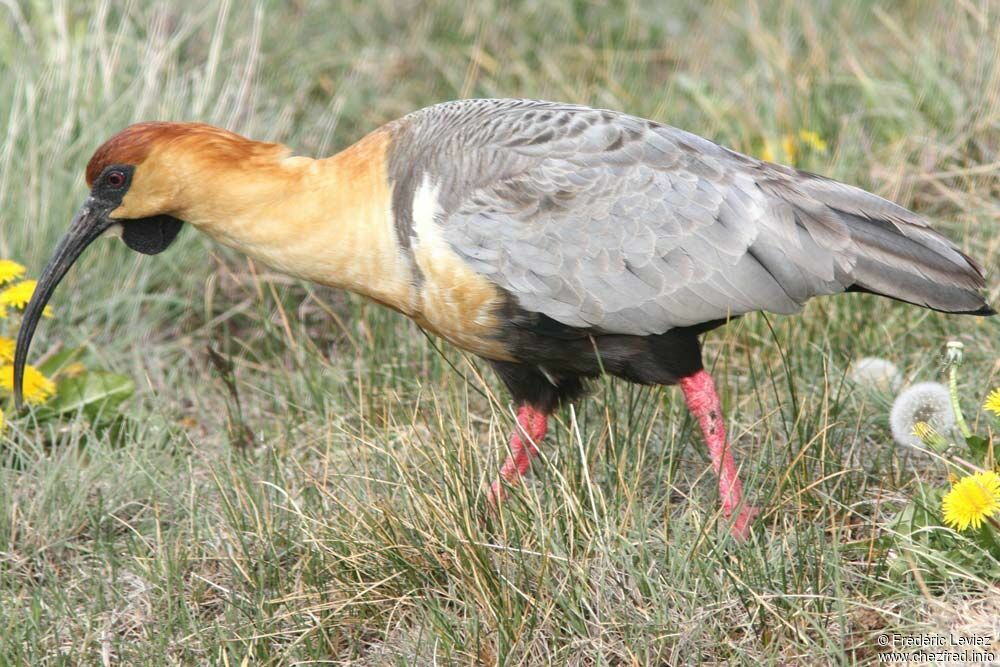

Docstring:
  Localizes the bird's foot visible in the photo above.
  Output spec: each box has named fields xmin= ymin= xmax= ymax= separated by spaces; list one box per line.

xmin=485 ymin=404 xmax=548 ymax=512
xmin=726 ymin=504 xmax=760 ymax=541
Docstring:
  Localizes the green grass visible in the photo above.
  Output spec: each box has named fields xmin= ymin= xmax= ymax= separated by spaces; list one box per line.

xmin=1 ymin=1 xmax=999 ymax=664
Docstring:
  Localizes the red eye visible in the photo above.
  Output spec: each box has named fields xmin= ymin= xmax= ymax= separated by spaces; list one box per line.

xmin=106 ymin=170 xmax=126 ymax=188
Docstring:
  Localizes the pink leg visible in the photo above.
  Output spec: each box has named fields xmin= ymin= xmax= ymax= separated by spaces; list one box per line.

xmin=679 ymin=369 xmax=759 ymax=539
xmin=488 ymin=405 xmax=549 ymax=505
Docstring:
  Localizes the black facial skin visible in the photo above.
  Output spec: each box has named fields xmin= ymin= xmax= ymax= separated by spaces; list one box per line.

xmin=122 ymin=215 xmax=184 ymax=255
xmin=13 ymin=164 xmax=185 ymax=408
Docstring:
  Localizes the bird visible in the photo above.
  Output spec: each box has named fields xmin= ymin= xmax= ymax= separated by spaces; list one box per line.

xmin=13 ymin=99 xmax=994 ymax=540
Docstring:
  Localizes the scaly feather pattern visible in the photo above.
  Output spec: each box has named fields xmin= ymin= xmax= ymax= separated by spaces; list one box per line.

xmin=386 ymin=99 xmax=991 ymax=337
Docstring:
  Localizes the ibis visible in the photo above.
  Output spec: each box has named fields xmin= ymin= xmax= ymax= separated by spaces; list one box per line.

xmin=14 ymin=99 xmax=994 ymax=538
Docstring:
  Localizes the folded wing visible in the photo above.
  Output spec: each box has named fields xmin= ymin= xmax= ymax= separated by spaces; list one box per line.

xmin=390 ymin=99 xmax=991 ymax=336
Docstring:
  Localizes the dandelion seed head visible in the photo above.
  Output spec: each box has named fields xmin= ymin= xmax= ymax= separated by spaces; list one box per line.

xmin=850 ymin=357 xmax=902 ymax=392
xmin=890 ymin=381 xmax=955 ymax=448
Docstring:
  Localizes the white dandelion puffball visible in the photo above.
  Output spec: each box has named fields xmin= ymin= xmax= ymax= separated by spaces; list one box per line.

xmin=850 ymin=357 xmax=902 ymax=392
xmin=889 ymin=382 xmax=955 ymax=448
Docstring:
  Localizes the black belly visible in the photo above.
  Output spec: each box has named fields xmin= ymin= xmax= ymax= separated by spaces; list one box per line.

xmin=489 ymin=297 xmax=734 ymax=410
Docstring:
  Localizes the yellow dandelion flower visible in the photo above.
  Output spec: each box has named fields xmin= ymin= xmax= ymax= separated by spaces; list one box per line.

xmin=0 ymin=280 xmax=37 ymax=309
xmin=942 ymin=471 xmax=1000 ymax=531
xmin=911 ymin=421 xmax=948 ymax=451
xmin=0 ymin=260 xmax=26 ymax=285
xmin=912 ymin=421 xmax=933 ymax=441
xmin=798 ymin=129 xmax=828 ymax=152
xmin=760 ymin=141 xmax=776 ymax=163
xmin=984 ymin=388 xmax=1000 ymax=418
xmin=0 ymin=364 xmax=55 ymax=404
xmin=782 ymin=134 xmax=798 ymax=164
xmin=0 ymin=337 xmax=13 ymax=362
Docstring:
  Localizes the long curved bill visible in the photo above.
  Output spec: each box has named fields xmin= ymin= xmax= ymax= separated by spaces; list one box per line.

xmin=13 ymin=201 xmax=110 ymax=409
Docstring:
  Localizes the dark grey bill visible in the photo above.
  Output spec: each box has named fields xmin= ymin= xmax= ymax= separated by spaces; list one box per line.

xmin=13 ymin=202 xmax=112 ymax=409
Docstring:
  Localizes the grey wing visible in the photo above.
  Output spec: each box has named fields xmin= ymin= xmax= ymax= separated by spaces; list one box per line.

xmin=447 ymin=168 xmax=832 ymax=335
xmin=394 ymin=100 xmax=988 ymax=336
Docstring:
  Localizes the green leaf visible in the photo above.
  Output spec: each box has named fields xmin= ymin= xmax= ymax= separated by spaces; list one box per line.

xmin=887 ymin=485 xmax=947 ymax=546
xmin=41 ymin=372 xmax=134 ymax=422
xmin=975 ymin=523 xmax=1000 ymax=561
xmin=889 ymin=502 xmax=917 ymax=535
xmin=36 ymin=346 xmax=85 ymax=377
xmin=965 ymin=434 xmax=990 ymax=463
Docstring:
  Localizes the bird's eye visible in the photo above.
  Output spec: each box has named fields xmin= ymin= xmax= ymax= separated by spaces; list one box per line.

xmin=106 ymin=170 xmax=126 ymax=189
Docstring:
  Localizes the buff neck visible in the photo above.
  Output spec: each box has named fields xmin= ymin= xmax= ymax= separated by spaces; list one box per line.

xmin=175 ymin=130 xmax=418 ymax=314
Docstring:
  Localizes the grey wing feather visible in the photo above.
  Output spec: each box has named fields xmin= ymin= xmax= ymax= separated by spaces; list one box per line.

xmin=389 ymin=99 xmax=990 ymax=336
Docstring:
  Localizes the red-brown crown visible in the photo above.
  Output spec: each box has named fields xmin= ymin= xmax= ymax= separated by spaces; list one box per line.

xmin=85 ymin=122 xmax=279 ymax=188
xmin=85 ymin=122 xmax=197 ymax=186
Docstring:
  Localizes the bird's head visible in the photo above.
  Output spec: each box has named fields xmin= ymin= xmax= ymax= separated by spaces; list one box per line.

xmin=12 ymin=121 xmax=278 ymax=408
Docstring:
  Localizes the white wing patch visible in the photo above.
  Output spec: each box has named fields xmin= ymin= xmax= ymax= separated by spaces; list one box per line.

xmin=412 ymin=177 xmax=448 ymax=266
xmin=410 ymin=176 xmax=512 ymax=360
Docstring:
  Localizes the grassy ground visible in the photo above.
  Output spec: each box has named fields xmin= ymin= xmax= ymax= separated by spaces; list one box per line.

xmin=1 ymin=0 xmax=999 ymax=664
